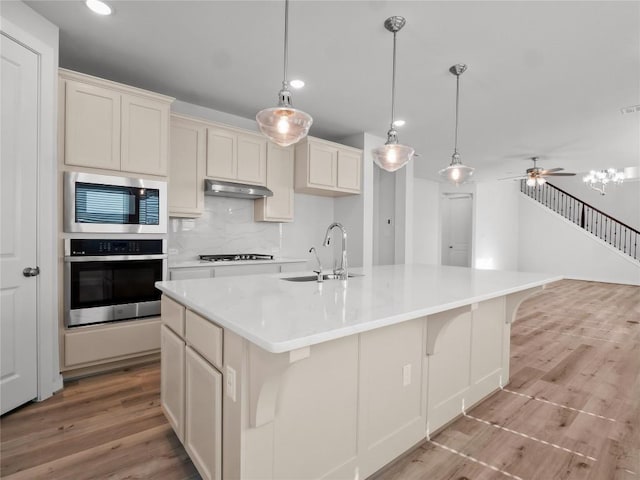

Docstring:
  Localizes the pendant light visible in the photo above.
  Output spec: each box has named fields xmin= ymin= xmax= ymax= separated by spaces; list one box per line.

xmin=256 ymin=0 xmax=312 ymax=147
xmin=371 ymin=16 xmax=415 ymax=172
xmin=439 ymin=64 xmax=474 ymax=185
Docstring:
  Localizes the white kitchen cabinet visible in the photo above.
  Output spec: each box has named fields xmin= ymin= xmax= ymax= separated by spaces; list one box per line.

xmin=64 ymin=80 xmax=121 ymax=171
xmin=161 ymin=325 xmax=185 ymax=441
xmin=206 ymin=126 xmax=266 ymax=186
xmin=169 ymin=115 xmax=206 ymax=217
xmin=255 ymin=143 xmax=295 ymax=222
xmin=185 ymin=346 xmax=223 ymax=480
xmin=60 ymin=69 xmax=173 ymax=177
xmin=294 ymin=136 xmax=362 ymax=196
xmin=161 ymin=296 xmax=223 ymax=480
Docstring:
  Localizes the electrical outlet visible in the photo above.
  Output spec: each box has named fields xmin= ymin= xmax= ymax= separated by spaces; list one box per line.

xmin=402 ymin=364 xmax=411 ymax=387
xmin=226 ymin=366 xmax=236 ymax=402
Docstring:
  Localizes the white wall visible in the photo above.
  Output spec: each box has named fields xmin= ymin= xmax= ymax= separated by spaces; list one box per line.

xmin=374 ymin=166 xmax=396 ymax=265
xmin=412 ymin=178 xmax=439 ymax=265
xmin=474 ymin=181 xmax=520 ymax=271
xmin=549 ymin=176 xmax=640 ymax=231
xmin=519 ymin=194 xmax=640 ymax=285
xmin=332 ymin=133 xmax=374 ymax=270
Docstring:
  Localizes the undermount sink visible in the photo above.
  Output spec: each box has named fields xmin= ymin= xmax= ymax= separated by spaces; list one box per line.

xmin=282 ymin=273 xmax=363 ymax=282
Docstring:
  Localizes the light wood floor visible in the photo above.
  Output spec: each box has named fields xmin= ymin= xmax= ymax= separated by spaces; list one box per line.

xmin=1 ymin=279 xmax=638 ymax=480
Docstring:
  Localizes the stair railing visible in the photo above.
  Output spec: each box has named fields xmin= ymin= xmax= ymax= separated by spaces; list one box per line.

xmin=520 ymin=180 xmax=639 ymax=261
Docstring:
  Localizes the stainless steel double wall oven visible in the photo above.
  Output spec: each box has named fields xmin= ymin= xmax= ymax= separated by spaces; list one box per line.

xmin=63 ymin=172 xmax=167 ymax=328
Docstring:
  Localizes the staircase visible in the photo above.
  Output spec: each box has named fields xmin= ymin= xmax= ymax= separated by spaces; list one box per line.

xmin=520 ymin=180 xmax=639 ymax=261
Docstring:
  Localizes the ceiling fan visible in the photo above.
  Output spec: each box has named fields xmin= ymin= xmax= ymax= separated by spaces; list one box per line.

xmin=500 ymin=157 xmax=576 ymax=186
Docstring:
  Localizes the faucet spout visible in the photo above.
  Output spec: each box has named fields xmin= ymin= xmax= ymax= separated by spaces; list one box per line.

xmin=323 ymin=222 xmax=348 ymax=280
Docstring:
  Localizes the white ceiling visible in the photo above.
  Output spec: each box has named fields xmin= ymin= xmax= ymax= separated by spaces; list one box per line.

xmin=26 ymin=0 xmax=640 ymax=182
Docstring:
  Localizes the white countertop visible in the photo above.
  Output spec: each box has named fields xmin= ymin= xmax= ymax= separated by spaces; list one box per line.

xmin=169 ymin=257 xmax=307 ymax=269
xmin=156 ymin=264 xmax=561 ymax=354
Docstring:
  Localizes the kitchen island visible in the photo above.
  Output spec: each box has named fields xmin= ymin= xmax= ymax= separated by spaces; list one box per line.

xmin=155 ymin=264 xmax=561 ymax=480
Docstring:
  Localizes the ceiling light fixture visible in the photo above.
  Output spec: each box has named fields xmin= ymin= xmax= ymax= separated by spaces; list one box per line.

xmin=392 ymin=119 xmax=406 ymax=127
xmin=289 ymin=79 xmax=305 ymax=89
xmin=371 ymin=16 xmax=415 ymax=173
xmin=582 ymin=168 xmax=624 ymax=195
xmin=440 ymin=64 xmax=474 ymax=185
xmin=85 ymin=0 xmax=112 ymax=16
xmin=256 ymin=0 xmax=312 ymax=147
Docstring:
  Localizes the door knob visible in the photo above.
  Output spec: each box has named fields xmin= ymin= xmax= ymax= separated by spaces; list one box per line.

xmin=449 ymin=246 xmax=453 ymax=249
xmin=23 ymin=266 xmax=40 ymax=277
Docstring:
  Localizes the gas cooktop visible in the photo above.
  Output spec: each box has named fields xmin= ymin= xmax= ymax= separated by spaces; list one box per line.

xmin=199 ymin=253 xmax=274 ymax=262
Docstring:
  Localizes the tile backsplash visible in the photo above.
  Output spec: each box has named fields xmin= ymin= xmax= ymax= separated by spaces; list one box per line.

xmin=169 ymin=194 xmax=335 ymax=265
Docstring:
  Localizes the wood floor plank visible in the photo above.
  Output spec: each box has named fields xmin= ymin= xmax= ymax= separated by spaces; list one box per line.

xmin=1 ymin=279 xmax=638 ymax=480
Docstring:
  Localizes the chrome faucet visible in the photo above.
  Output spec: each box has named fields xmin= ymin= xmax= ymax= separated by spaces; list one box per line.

xmin=323 ymin=222 xmax=348 ymax=280
xmin=309 ymin=246 xmax=323 ymax=282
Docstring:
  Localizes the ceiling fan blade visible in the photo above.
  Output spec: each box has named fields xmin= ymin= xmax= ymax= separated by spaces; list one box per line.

xmin=542 ymin=172 xmax=576 ymax=176
xmin=498 ymin=175 xmax=527 ymax=180
xmin=540 ymin=167 xmax=564 ymax=174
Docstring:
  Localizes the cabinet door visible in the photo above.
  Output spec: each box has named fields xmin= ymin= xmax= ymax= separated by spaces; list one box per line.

xmin=161 ymin=325 xmax=185 ymax=442
xmin=185 ymin=346 xmax=222 ymax=480
xmin=64 ymin=80 xmax=121 ymax=170
xmin=206 ymin=128 xmax=236 ymax=180
xmin=121 ymin=94 xmax=169 ymax=176
xmin=169 ymin=117 xmax=206 ymax=216
xmin=337 ymin=150 xmax=361 ymax=192
xmin=236 ymin=133 xmax=267 ymax=185
xmin=254 ymin=143 xmax=294 ymax=222
xmin=307 ymin=142 xmax=337 ymax=188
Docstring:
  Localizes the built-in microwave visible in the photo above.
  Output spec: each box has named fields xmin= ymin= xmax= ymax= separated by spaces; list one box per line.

xmin=64 ymin=171 xmax=167 ymax=234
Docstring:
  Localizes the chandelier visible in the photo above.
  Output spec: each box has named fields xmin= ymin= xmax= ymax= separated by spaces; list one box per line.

xmin=582 ymin=168 xmax=624 ymax=195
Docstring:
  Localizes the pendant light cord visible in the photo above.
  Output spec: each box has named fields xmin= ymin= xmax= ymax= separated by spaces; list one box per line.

xmin=390 ymin=30 xmax=397 ymax=126
xmin=453 ymin=72 xmax=460 ymax=155
xmin=283 ymin=0 xmax=289 ymax=85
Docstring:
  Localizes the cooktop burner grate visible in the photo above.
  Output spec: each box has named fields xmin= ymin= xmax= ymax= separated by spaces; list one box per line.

xmin=199 ymin=253 xmax=274 ymax=262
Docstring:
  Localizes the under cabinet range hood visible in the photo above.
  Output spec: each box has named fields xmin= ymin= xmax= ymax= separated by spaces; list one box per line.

xmin=204 ymin=179 xmax=273 ymax=199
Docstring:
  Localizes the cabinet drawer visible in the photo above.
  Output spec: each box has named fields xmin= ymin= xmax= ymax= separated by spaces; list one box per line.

xmin=186 ymin=310 xmax=223 ymax=369
xmin=65 ymin=318 xmax=160 ymax=367
xmin=162 ymin=295 xmax=185 ymax=337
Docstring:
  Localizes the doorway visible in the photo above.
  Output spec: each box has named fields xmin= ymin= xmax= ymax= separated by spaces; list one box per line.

xmin=441 ymin=194 xmax=473 ymax=267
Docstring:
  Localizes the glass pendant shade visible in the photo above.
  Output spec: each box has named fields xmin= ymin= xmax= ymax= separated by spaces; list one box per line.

xmin=372 ymin=142 xmax=415 ymax=172
xmin=439 ymin=152 xmax=474 ymax=185
xmin=256 ymin=0 xmax=312 ymax=147
xmin=256 ymin=104 xmax=312 ymax=147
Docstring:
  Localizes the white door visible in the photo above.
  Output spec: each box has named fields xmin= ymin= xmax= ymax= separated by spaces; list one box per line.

xmin=441 ymin=194 xmax=472 ymax=267
xmin=1 ymin=34 xmax=39 ymax=415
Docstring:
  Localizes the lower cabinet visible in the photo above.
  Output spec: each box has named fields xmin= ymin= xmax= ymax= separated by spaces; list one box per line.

xmin=160 ymin=325 xmax=185 ymax=441
xmin=161 ymin=297 xmax=223 ymax=480
xmin=185 ymin=346 xmax=223 ymax=480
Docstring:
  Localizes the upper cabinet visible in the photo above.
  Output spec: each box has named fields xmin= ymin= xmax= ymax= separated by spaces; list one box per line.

xmin=169 ymin=115 xmax=206 ymax=217
xmin=254 ymin=143 xmax=294 ymax=222
xmin=59 ymin=69 xmax=173 ymax=177
xmin=294 ymin=137 xmax=362 ymax=196
xmin=206 ymin=127 xmax=267 ymax=186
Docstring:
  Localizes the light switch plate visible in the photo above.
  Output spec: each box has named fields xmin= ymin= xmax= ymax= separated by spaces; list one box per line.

xmin=402 ymin=364 xmax=411 ymax=387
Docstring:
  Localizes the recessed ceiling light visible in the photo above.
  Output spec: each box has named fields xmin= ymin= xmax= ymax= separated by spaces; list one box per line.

xmin=86 ymin=0 xmax=112 ymax=16
xmin=290 ymin=79 xmax=305 ymax=89
xmin=393 ymin=119 xmax=406 ymax=127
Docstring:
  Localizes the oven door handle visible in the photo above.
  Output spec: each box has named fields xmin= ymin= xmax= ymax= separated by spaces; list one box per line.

xmin=64 ymin=254 xmax=168 ymax=262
